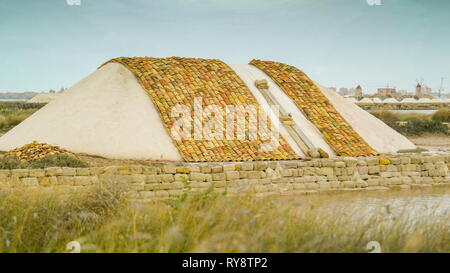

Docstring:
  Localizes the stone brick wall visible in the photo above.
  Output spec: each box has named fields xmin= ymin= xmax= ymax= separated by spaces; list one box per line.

xmin=1 ymin=154 xmax=449 ymax=201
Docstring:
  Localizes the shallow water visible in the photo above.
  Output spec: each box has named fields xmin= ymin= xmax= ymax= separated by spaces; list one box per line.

xmin=390 ymin=110 xmax=438 ymax=114
xmin=289 ymin=187 xmax=450 ymax=221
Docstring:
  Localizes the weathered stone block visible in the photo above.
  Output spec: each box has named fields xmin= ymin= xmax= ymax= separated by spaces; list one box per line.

xmin=213 ymin=181 xmax=226 ymax=188
xmin=155 ymin=190 xmax=169 ymax=197
xmin=358 ymin=166 xmax=369 ymax=175
xmin=74 ymin=176 xmax=92 ymax=186
xmin=368 ymin=166 xmax=380 ymax=174
xmin=379 ymin=157 xmax=391 ymax=165
xmin=293 ymin=183 xmax=306 ymax=190
xmin=357 ymin=159 xmax=367 ymax=166
xmin=103 ymin=166 xmax=118 ymax=175
xmin=342 ymin=181 xmax=356 ymax=188
xmin=174 ymin=174 xmax=189 ymax=182
xmin=200 ymin=165 xmax=212 ymax=173
xmin=254 ymin=162 xmax=268 ymax=171
xmin=400 ymin=157 xmax=411 ymax=164
xmin=303 ymin=176 xmax=317 ymax=182
xmin=321 ymin=159 xmax=336 ymax=167
xmin=410 ymin=156 xmax=423 ymax=164
xmin=239 ymin=171 xmax=248 ymax=179
xmin=190 ymin=182 xmax=212 ymax=188
xmin=241 ymin=163 xmax=254 ymax=171
xmin=38 ymin=176 xmax=59 ymax=187
xmin=76 ymin=168 xmax=90 ymax=176
xmin=146 ymin=175 xmax=160 ymax=184
xmin=318 ymin=182 xmax=331 ymax=189
xmin=188 ymin=165 xmax=201 ymax=173
xmin=319 ymin=167 xmax=334 ymax=176
xmin=366 ymin=158 xmax=379 ymax=166
xmin=168 ymin=190 xmax=183 ymax=197
xmin=21 ymin=177 xmax=38 ymax=186
xmin=131 ymin=174 xmax=146 ymax=183
xmin=130 ymin=166 xmax=143 ymax=174
xmin=117 ymin=166 xmax=130 ymax=175
xmin=176 ymin=168 xmax=191 ymax=174
xmin=190 ymin=172 xmax=205 ymax=182
xmin=161 ymin=174 xmax=175 ymax=183
xmin=335 ymin=161 xmax=345 ymax=168
xmin=142 ymin=167 xmax=159 ymax=175
xmin=139 ymin=191 xmax=155 ymax=199
xmin=157 ymin=183 xmax=172 ymax=190
xmin=223 ymin=164 xmax=236 ymax=172
xmin=356 ymin=181 xmax=368 ymax=188
xmin=61 ymin=167 xmax=77 ymax=176
xmin=281 ymin=169 xmax=293 ymax=177
xmin=211 ymin=166 xmax=223 ymax=173
xmin=344 ymin=158 xmax=358 ymax=167
xmin=337 ymin=175 xmax=352 ymax=181
xmin=212 ymin=172 xmax=226 ymax=181
xmin=29 ymin=169 xmax=45 ymax=177
xmin=56 ymin=176 xmax=73 ymax=186
xmin=305 ymin=183 xmax=319 ymax=190
xmin=367 ymin=179 xmax=380 ymax=187
xmin=171 ymin=182 xmax=184 ymax=189
xmin=0 ymin=170 xmax=11 ymax=177
xmin=225 ymin=171 xmax=240 ymax=181
xmin=144 ymin=184 xmax=159 ymax=191
xmin=204 ymin=174 xmax=213 ymax=182
xmin=11 ymin=169 xmax=29 ymax=178
xmin=423 ymin=163 xmax=435 ymax=171
xmin=282 ymin=162 xmax=298 ymax=169
xmin=163 ymin=165 xmax=177 ymax=174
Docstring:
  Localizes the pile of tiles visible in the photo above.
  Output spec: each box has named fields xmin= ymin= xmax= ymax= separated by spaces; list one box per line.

xmin=106 ymin=57 xmax=299 ymax=162
xmin=250 ymin=60 xmax=378 ymax=157
xmin=6 ymin=141 xmax=74 ymax=161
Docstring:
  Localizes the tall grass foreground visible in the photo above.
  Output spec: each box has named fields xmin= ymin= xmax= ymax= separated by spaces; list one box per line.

xmin=0 ymin=185 xmax=448 ymax=253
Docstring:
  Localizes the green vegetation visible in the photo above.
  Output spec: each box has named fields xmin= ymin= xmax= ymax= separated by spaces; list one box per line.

xmin=432 ymin=108 xmax=450 ymax=123
xmin=0 ymin=186 xmax=448 ymax=253
xmin=371 ymin=110 xmax=449 ymax=136
xmin=0 ymin=154 xmax=89 ymax=169
xmin=0 ymin=107 xmax=38 ymax=133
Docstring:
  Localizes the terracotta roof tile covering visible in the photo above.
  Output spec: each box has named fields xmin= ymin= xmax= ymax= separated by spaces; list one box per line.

xmin=105 ymin=57 xmax=299 ymax=162
xmin=6 ymin=141 xmax=73 ymax=161
xmin=250 ymin=59 xmax=378 ymax=157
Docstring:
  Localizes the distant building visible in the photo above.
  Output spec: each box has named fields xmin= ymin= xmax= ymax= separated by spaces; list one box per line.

xmin=377 ymin=87 xmax=399 ymax=98
xmin=338 ymin=88 xmax=350 ymax=96
xmin=397 ymin=90 xmax=407 ymax=96
xmin=354 ymin=85 xmax=363 ymax=99
xmin=415 ymin=83 xmax=422 ymax=97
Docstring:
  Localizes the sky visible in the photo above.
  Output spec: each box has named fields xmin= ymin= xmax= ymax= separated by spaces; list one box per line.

xmin=1 ymin=0 xmax=450 ymax=94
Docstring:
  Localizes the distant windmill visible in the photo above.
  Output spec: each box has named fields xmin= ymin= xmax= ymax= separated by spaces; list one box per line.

xmin=438 ymin=77 xmax=445 ymax=98
xmin=415 ymin=77 xmax=425 ymax=86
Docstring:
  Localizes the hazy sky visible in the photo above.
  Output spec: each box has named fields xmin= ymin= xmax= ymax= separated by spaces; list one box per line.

xmin=1 ymin=0 xmax=449 ymax=94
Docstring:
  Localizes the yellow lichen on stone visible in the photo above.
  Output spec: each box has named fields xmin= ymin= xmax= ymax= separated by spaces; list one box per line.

xmin=318 ymin=148 xmax=329 ymax=158
xmin=379 ymin=157 xmax=391 ymax=165
xmin=176 ymin=168 xmax=191 ymax=174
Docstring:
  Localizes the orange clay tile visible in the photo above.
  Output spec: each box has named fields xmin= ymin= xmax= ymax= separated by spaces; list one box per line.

xmin=103 ymin=57 xmax=299 ymax=162
xmin=250 ymin=59 xmax=378 ymax=157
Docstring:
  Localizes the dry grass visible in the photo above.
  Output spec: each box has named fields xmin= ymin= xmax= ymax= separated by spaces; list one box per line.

xmin=0 ymin=185 xmax=448 ymax=253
